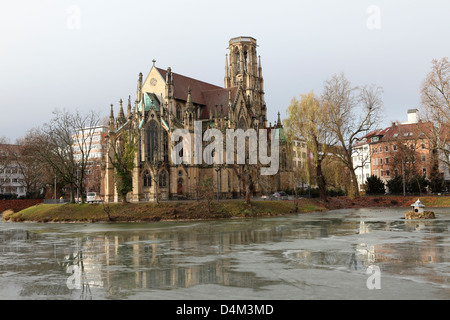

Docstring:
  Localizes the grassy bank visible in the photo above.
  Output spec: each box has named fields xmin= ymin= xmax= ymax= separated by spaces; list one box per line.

xmin=2 ymin=199 xmax=326 ymax=223
xmin=2 ymin=195 xmax=449 ymax=223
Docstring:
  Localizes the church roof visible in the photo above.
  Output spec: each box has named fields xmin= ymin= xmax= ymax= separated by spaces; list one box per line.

xmin=200 ymin=87 xmax=238 ymax=119
xmin=138 ymin=92 xmax=160 ymax=112
xmin=156 ymin=67 xmax=222 ymax=105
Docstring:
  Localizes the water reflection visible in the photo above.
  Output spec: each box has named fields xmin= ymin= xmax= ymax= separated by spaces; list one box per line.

xmin=0 ymin=208 xmax=449 ymax=299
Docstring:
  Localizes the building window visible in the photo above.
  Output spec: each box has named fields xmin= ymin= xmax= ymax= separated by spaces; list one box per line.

xmin=163 ymin=130 xmax=169 ymax=162
xmin=379 ymin=158 xmax=383 ymax=165
xmin=385 ymin=146 xmax=388 ymax=152
xmin=176 ymin=104 xmax=182 ymax=121
xmin=159 ymin=171 xmax=167 ymax=188
xmin=147 ymin=120 xmax=158 ymax=162
xmin=143 ymin=171 xmax=152 ymax=187
xmin=421 ymin=143 xmax=426 ymax=150
xmin=393 ymin=145 xmax=398 ymax=151
xmin=385 ymin=157 xmax=389 ymax=164
xmin=422 ymin=168 xmax=427 ymax=176
xmin=386 ymin=170 xmax=390 ymax=177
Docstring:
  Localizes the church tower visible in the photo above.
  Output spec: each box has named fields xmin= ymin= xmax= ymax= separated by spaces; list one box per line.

xmin=225 ymin=36 xmax=266 ymax=127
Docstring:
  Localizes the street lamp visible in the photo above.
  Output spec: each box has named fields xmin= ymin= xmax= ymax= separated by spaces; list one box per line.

xmin=215 ymin=166 xmax=220 ymax=201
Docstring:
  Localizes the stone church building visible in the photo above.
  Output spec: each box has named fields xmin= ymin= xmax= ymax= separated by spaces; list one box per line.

xmin=103 ymin=36 xmax=293 ymax=202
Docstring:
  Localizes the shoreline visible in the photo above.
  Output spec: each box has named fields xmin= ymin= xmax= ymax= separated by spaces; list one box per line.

xmin=1 ymin=195 xmax=449 ymax=223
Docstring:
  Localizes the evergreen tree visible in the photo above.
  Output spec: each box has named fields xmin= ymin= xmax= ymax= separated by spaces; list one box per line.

xmin=364 ymin=174 xmax=385 ymax=195
xmin=386 ymin=175 xmax=404 ymax=194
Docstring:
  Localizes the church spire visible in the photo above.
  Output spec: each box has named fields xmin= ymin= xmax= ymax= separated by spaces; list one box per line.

xmin=186 ymin=87 xmax=193 ymax=109
xmin=137 ymin=73 xmax=143 ymax=103
xmin=224 ymin=54 xmax=230 ymax=88
xmin=109 ymin=104 xmax=115 ymax=132
xmin=118 ymin=99 xmax=126 ymax=125
xmin=258 ymin=55 xmax=262 ymax=78
xmin=127 ymin=96 xmax=132 ymax=119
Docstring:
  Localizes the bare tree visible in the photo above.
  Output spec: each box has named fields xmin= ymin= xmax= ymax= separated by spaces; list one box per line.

xmin=420 ymin=57 xmax=450 ymax=171
xmin=27 ymin=109 xmax=100 ymax=203
xmin=322 ymin=73 xmax=383 ymax=197
xmin=14 ymin=136 xmax=47 ymax=198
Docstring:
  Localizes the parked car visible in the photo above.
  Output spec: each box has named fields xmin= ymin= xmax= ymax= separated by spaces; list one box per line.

xmin=270 ymin=191 xmax=289 ymax=200
xmin=86 ymin=192 xmax=101 ymax=203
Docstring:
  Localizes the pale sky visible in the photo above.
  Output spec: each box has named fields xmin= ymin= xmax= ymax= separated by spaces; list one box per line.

xmin=1 ymin=0 xmax=449 ymax=142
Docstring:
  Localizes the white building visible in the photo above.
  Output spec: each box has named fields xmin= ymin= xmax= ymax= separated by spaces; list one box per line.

xmin=72 ymin=126 xmax=108 ymax=195
xmin=0 ymin=144 xmax=26 ymax=198
xmin=352 ymin=137 xmax=371 ymax=192
xmin=72 ymin=126 xmax=108 ymax=162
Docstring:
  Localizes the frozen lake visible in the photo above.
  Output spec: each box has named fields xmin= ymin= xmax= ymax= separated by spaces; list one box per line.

xmin=0 ymin=207 xmax=449 ymax=300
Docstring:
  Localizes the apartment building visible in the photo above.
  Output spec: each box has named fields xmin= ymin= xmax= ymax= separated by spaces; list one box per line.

xmin=0 ymin=144 xmax=26 ymax=197
xmin=72 ymin=126 xmax=107 ymax=195
xmin=352 ymin=133 xmax=377 ymax=192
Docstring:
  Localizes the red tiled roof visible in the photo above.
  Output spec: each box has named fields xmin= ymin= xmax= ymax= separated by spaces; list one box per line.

xmin=382 ymin=122 xmax=433 ymax=141
xmin=156 ymin=67 xmax=223 ymax=105
xmin=200 ymin=87 xmax=239 ymax=119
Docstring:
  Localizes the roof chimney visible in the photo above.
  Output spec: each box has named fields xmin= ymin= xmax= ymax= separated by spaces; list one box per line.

xmin=407 ymin=109 xmax=418 ymax=124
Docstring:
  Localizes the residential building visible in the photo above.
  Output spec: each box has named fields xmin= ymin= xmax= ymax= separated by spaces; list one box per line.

xmin=368 ymin=109 xmax=440 ymax=192
xmin=72 ymin=126 xmax=108 ymax=195
xmin=0 ymin=144 xmax=26 ymax=197
xmin=352 ymin=135 xmax=372 ymax=191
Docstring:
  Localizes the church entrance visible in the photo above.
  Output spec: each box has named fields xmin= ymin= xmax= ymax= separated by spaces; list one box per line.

xmin=177 ymin=179 xmax=183 ymax=196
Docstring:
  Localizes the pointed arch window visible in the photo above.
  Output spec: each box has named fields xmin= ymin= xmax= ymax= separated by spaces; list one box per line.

xmin=176 ymin=104 xmax=182 ymax=121
xmin=281 ymin=149 xmax=287 ymax=169
xmin=163 ymin=130 xmax=169 ymax=162
xmin=143 ymin=170 xmax=152 ymax=187
xmin=243 ymin=50 xmax=248 ymax=73
xmin=159 ymin=170 xmax=167 ymax=188
xmin=236 ymin=50 xmax=241 ymax=74
xmin=147 ymin=120 xmax=158 ymax=162
xmin=238 ymin=117 xmax=246 ymax=130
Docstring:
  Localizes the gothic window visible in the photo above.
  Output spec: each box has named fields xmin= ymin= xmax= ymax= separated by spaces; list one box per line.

xmin=147 ymin=120 xmax=158 ymax=162
xmin=143 ymin=171 xmax=152 ymax=187
xmin=159 ymin=170 xmax=167 ymax=188
xmin=281 ymin=149 xmax=287 ymax=169
xmin=238 ymin=117 xmax=246 ymax=130
xmin=236 ymin=50 xmax=241 ymax=74
xmin=176 ymin=104 xmax=182 ymax=121
xmin=243 ymin=50 xmax=248 ymax=73
xmin=163 ymin=130 xmax=169 ymax=162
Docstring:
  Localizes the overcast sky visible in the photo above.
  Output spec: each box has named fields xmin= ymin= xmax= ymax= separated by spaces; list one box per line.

xmin=1 ymin=0 xmax=449 ymax=142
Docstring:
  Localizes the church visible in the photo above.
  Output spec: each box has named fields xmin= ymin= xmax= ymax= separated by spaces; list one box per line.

xmin=103 ymin=36 xmax=293 ymax=202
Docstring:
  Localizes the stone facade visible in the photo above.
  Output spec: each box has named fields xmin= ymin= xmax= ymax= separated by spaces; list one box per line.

xmin=103 ymin=37 xmax=293 ymax=202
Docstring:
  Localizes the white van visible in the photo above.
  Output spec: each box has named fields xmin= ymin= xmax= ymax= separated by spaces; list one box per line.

xmin=86 ymin=192 xmax=101 ymax=203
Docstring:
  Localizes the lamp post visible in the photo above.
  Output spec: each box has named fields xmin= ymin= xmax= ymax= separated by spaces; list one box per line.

xmin=215 ymin=167 xmax=220 ymax=201
xmin=54 ymin=174 xmax=56 ymax=201
xmin=402 ymin=159 xmax=406 ymax=196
